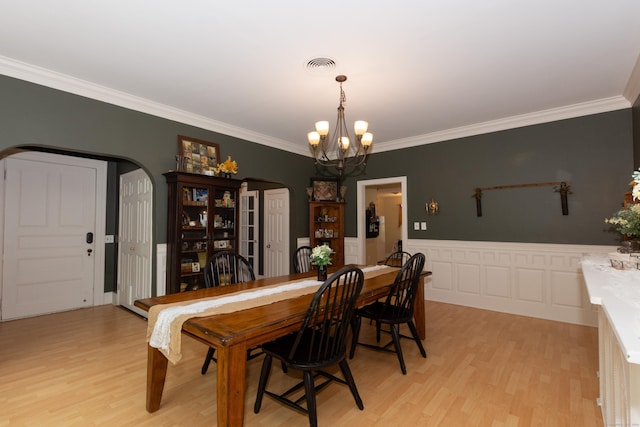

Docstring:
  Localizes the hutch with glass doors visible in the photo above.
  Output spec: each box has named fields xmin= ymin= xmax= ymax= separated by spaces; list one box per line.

xmin=164 ymin=171 xmax=242 ymax=293
xmin=309 ymin=201 xmax=345 ymax=268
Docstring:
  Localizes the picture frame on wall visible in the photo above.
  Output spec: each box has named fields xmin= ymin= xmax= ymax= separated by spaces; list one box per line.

xmin=177 ymin=135 xmax=220 ymax=175
xmin=310 ymin=177 xmax=339 ymax=201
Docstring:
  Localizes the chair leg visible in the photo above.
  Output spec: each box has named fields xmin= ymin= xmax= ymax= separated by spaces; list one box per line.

xmin=389 ymin=324 xmax=407 ymax=375
xmin=407 ymin=320 xmax=427 ymax=358
xmin=303 ymin=370 xmax=318 ymax=427
xmin=201 ymin=347 xmax=215 ymax=375
xmin=339 ymin=359 xmax=364 ymax=410
xmin=349 ymin=315 xmax=362 ymax=359
xmin=254 ymin=354 xmax=273 ymax=413
xmin=375 ymin=320 xmax=381 ymax=343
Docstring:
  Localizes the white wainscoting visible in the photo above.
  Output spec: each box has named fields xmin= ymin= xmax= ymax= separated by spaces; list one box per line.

xmin=347 ymin=238 xmax=615 ymax=327
xmin=156 ymin=244 xmax=166 ymax=297
xmin=345 ymin=237 xmax=360 ymax=265
xmin=296 ymin=237 xmax=310 ymax=249
xmin=411 ymin=240 xmax=616 ymax=326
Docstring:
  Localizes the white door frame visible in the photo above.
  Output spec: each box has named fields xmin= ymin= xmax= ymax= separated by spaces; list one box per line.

xmin=357 ymin=176 xmax=407 ymax=265
xmin=0 ymin=151 xmax=107 ymax=312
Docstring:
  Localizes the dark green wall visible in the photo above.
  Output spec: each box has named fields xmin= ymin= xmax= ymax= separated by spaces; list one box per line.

xmin=342 ymin=110 xmax=633 ymax=245
xmin=0 ymin=75 xmax=313 ymax=293
xmin=0 ymin=75 xmax=312 ymax=246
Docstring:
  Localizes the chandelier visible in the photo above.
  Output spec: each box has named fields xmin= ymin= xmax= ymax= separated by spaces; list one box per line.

xmin=307 ymin=75 xmax=373 ymax=177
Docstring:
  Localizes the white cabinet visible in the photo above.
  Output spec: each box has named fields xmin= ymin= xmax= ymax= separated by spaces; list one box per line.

xmin=582 ymin=254 xmax=640 ymax=426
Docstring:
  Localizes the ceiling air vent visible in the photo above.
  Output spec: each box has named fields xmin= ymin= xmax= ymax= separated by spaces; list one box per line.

xmin=305 ymin=57 xmax=336 ymax=74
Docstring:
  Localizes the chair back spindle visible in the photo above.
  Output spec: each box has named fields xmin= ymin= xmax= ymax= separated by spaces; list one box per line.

xmin=203 ymin=250 xmax=255 ymax=288
xmin=293 ymin=246 xmax=313 ymax=273
xmin=289 ymin=266 xmax=364 ymax=365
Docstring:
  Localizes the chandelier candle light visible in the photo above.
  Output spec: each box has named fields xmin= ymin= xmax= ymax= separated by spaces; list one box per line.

xmin=307 ymin=75 xmax=373 ymax=177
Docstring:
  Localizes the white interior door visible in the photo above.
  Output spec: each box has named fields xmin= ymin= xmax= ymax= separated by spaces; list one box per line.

xmin=263 ymin=188 xmax=289 ymax=277
xmin=117 ymin=169 xmax=152 ymax=317
xmin=239 ymin=184 xmax=259 ymax=277
xmin=1 ymin=152 xmax=106 ymax=320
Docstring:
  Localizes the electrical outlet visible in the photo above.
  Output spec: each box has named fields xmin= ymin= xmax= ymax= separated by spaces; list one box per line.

xmin=414 ymin=222 xmax=420 ymax=230
xmin=105 ymin=235 xmax=115 ymax=243
xmin=420 ymin=222 xmax=427 ymax=230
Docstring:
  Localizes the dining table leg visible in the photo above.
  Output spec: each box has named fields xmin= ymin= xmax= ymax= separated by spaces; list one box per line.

xmin=414 ymin=275 xmax=426 ymax=340
xmin=146 ymin=345 xmax=168 ymax=412
xmin=216 ymin=342 xmax=249 ymax=426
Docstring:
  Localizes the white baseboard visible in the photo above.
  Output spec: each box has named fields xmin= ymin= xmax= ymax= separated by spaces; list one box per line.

xmin=102 ymin=292 xmax=116 ymax=305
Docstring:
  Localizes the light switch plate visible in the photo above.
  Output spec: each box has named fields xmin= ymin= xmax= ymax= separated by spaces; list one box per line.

xmin=414 ymin=222 xmax=420 ymax=230
xmin=420 ymin=222 xmax=427 ymax=230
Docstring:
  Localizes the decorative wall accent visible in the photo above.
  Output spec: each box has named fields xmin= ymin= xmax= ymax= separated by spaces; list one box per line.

xmin=473 ymin=181 xmax=572 ymax=216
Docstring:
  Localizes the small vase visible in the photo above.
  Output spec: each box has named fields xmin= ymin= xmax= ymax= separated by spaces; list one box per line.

xmin=317 ymin=265 xmax=327 ymax=281
xmin=224 ymin=172 xmax=231 ymax=179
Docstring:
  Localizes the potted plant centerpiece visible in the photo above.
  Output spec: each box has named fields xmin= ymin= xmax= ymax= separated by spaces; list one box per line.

xmin=605 ymin=169 xmax=640 ymax=251
xmin=310 ymin=244 xmax=334 ymax=281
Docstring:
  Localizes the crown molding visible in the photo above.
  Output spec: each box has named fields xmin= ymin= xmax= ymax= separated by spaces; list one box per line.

xmin=376 ymin=96 xmax=631 ymax=153
xmin=623 ymin=54 xmax=640 ymax=104
xmin=0 ymin=55 xmax=632 ymax=158
xmin=0 ymin=55 xmax=308 ymax=156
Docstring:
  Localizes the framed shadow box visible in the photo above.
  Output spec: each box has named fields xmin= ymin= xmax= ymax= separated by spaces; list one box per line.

xmin=178 ymin=135 xmax=220 ymax=175
xmin=310 ymin=177 xmax=339 ymax=201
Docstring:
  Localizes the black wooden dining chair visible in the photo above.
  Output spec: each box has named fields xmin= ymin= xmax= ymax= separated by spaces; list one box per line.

xmin=203 ymin=250 xmax=255 ymax=288
xmin=382 ymin=250 xmax=412 ymax=267
xmin=293 ymin=245 xmax=313 ymax=273
xmin=200 ymin=250 xmax=260 ymax=374
xmin=349 ymin=253 xmax=426 ymax=374
xmin=254 ymin=265 xmax=365 ymax=427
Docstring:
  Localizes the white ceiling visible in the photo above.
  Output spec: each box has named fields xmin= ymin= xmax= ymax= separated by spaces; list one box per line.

xmin=1 ymin=1 xmax=639 ymax=156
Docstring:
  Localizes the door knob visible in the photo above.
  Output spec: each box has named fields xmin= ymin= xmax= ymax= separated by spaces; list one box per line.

xmin=266 ymin=244 xmax=271 ymax=248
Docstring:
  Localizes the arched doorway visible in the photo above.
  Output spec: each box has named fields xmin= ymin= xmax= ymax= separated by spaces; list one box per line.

xmin=0 ymin=146 xmax=153 ymax=319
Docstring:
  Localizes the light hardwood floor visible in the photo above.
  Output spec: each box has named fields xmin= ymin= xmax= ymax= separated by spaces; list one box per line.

xmin=0 ymin=301 xmax=603 ymax=426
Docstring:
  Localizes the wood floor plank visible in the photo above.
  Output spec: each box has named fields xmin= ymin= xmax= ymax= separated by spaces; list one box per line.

xmin=0 ymin=301 xmax=603 ymax=426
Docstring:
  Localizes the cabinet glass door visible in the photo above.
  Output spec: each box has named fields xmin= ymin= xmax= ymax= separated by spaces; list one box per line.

xmin=239 ymin=189 xmax=259 ymax=274
xmin=179 ymin=185 xmax=208 ymax=291
xmin=212 ymin=189 xmax=236 ymax=252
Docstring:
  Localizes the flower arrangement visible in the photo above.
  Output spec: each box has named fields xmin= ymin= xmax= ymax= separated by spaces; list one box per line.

xmin=310 ymin=244 xmax=334 ymax=267
xmin=605 ymin=169 xmax=640 ymax=238
xmin=605 ymin=204 xmax=640 ymax=237
xmin=215 ymin=156 xmax=238 ymax=175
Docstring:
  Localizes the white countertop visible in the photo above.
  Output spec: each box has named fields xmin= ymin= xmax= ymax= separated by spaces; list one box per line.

xmin=582 ymin=253 xmax=640 ymax=364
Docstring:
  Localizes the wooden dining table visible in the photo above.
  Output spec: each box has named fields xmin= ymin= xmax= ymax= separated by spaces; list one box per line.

xmin=134 ymin=267 xmax=430 ymax=427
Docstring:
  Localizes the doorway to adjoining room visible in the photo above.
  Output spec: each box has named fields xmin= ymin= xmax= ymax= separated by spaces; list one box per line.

xmin=357 ymin=177 xmax=407 ymax=266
